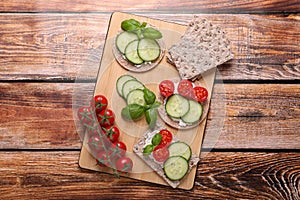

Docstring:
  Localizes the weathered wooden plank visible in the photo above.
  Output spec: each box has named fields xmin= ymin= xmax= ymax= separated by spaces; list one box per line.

xmin=0 ymin=14 xmax=299 ymax=81
xmin=0 ymin=83 xmax=299 ymax=149
xmin=0 ymin=151 xmax=299 ymax=199
xmin=0 ymin=0 xmax=299 ymax=13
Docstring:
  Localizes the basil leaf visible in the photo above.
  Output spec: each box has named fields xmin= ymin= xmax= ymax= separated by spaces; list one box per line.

xmin=145 ymin=108 xmax=157 ymax=129
xmin=121 ymin=19 xmax=141 ymax=31
xmin=141 ymin=22 xmax=147 ymax=28
xmin=143 ymin=88 xmax=156 ymax=105
xmin=151 ymin=133 xmax=162 ymax=146
xmin=142 ymin=27 xmax=162 ymax=39
xmin=143 ymin=144 xmax=154 ymax=156
xmin=150 ymin=101 xmax=161 ymax=109
xmin=121 ymin=104 xmax=145 ymax=120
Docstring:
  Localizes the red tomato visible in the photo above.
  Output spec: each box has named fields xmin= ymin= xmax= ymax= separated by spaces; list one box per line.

xmin=92 ymin=95 xmax=108 ymax=114
xmin=77 ymin=106 xmax=95 ymax=126
xmin=159 ymin=80 xmax=174 ymax=97
xmin=177 ymin=79 xmax=194 ymax=99
xmin=96 ymin=151 xmax=111 ymax=167
xmin=88 ymin=133 xmax=108 ymax=153
xmin=115 ymin=157 xmax=133 ymax=173
xmin=97 ymin=109 xmax=115 ymax=127
xmin=153 ymin=147 xmax=169 ymax=162
xmin=158 ymin=129 xmax=173 ymax=147
xmin=193 ymin=86 xmax=208 ymax=103
xmin=102 ymin=125 xmax=120 ymax=143
xmin=110 ymin=141 xmax=127 ymax=158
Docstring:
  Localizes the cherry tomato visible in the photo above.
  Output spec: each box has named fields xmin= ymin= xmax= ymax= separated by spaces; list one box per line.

xmin=102 ymin=125 xmax=120 ymax=143
xmin=159 ymin=80 xmax=174 ymax=97
xmin=193 ymin=86 xmax=208 ymax=103
xmin=88 ymin=133 xmax=108 ymax=153
xmin=77 ymin=106 xmax=95 ymax=126
xmin=158 ymin=129 xmax=173 ymax=147
xmin=97 ymin=109 xmax=115 ymax=127
xmin=177 ymin=79 xmax=194 ymax=99
xmin=110 ymin=141 xmax=127 ymax=158
xmin=92 ymin=95 xmax=108 ymax=114
xmin=96 ymin=151 xmax=111 ymax=167
xmin=153 ymin=147 xmax=169 ymax=162
xmin=115 ymin=157 xmax=133 ymax=173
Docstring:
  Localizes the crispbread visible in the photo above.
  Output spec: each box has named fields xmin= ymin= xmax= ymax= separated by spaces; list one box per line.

xmin=167 ymin=16 xmax=233 ymax=80
xmin=133 ymin=125 xmax=200 ymax=188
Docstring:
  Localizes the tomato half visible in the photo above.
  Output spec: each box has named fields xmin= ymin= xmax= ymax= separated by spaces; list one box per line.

xmin=102 ymin=125 xmax=120 ymax=143
xmin=93 ymin=95 xmax=108 ymax=114
xmin=159 ymin=80 xmax=174 ymax=97
xmin=97 ymin=109 xmax=115 ymax=127
xmin=193 ymin=86 xmax=208 ymax=103
xmin=177 ymin=79 xmax=194 ymax=99
xmin=158 ymin=129 xmax=173 ymax=147
xmin=153 ymin=147 xmax=169 ymax=162
xmin=115 ymin=157 xmax=133 ymax=173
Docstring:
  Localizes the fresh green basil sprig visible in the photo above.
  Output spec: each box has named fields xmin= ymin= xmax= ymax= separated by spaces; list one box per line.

xmin=121 ymin=19 xmax=162 ymax=40
xmin=121 ymin=87 xmax=161 ymax=129
xmin=142 ymin=133 xmax=162 ymax=156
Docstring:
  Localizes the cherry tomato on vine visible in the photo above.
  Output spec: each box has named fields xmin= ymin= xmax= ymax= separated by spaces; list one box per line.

xmin=102 ymin=125 xmax=120 ymax=143
xmin=88 ymin=133 xmax=108 ymax=153
xmin=193 ymin=86 xmax=208 ymax=103
xmin=115 ymin=157 xmax=133 ymax=173
xmin=159 ymin=80 xmax=174 ymax=97
xmin=96 ymin=151 xmax=111 ymax=167
xmin=77 ymin=106 xmax=95 ymax=126
xmin=177 ymin=79 xmax=194 ymax=99
xmin=97 ymin=109 xmax=115 ymax=127
xmin=92 ymin=95 xmax=108 ymax=114
xmin=110 ymin=141 xmax=127 ymax=158
xmin=153 ymin=147 xmax=169 ymax=162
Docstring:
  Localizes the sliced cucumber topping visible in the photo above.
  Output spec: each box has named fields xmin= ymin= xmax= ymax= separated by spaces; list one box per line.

xmin=181 ymin=100 xmax=203 ymax=124
xmin=116 ymin=75 xmax=136 ymax=97
xmin=125 ymin=40 xmax=144 ymax=65
xmin=122 ymin=80 xmax=144 ymax=99
xmin=116 ymin=31 xmax=139 ymax=54
xmin=126 ymin=89 xmax=146 ymax=106
xmin=164 ymin=156 xmax=189 ymax=181
xmin=165 ymin=94 xmax=189 ymax=118
xmin=138 ymin=38 xmax=161 ymax=62
xmin=168 ymin=142 xmax=192 ymax=161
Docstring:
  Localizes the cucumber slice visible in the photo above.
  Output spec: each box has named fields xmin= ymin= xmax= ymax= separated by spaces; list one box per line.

xmin=164 ymin=156 xmax=189 ymax=181
xmin=126 ymin=89 xmax=146 ymax=106
xmin=122 ymin=80 xmax=144 ymax=99
xmin=125 ymin=40 xmax=144 ymax=65
xmin=181 ymin=100 xmax=203 ymax=124
xmin=168 ymin=142 xmax=192 ymax=161
xmin=165 ymin=94 xmax=189 ymax=118
xmin=137 ymin=38 xmax=161 ymax=62
xmin=116 ymin=31 xmax=139 ymax=54
xmin=116 ymin=75 xmax=136 ymax=97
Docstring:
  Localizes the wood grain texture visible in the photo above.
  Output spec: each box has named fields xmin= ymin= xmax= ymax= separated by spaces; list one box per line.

xmin=0 ymin=151 xmax=299 ymax=199
xmin=0 ymin=13 xmax=299 ymax=81
xmin=0 ymin=0 xmax=299 ymax=13
xmin=0 ymin=83 xmax=299 ymax=149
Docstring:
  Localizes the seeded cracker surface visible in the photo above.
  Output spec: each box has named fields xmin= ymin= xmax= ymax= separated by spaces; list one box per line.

xmin=167 ymin=16 xmax=234 ymax=80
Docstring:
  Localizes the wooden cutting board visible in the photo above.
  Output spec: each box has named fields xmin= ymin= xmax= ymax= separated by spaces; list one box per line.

xmin=78 ymin=12 xmax=216 ymax=190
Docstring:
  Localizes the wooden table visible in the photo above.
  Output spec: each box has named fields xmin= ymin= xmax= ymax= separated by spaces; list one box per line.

xmin=0 ymin=1 xmax=299 ymax=199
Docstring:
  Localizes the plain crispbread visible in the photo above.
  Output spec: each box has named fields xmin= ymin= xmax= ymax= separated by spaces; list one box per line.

xmin=167 ymin=16 xmax=233 ymax=80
